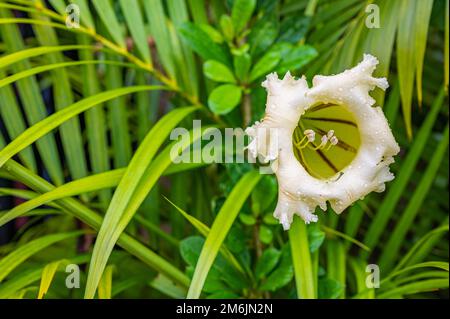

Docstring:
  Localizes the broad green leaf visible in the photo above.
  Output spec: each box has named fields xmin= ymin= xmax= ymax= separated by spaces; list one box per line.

xmin=231 ymin=0 xmax=256 ymax=34
xmin=233 ymin=53 xmax=251 ymax=82
xmin=187 ymin=171 xmax=261 ymax=298
xmin=239 ymin=213 xmax=256 ymax=226
xmin=251 ymin=175 xmax=277 ymax=215
xmin=203 ymin=60 xmax=236 ymax=83
xmin=259 ymin=225 xmax=273 ymax=244
xmin=307 ymin=223 xmax=325 ymax=253
xmin=318 ymin=278 xmax=344 ymax=299
xmin=249 ymin=50 xmax=281 ymax=82
xmin=260 ymin=245 xmax=294 ymax=291
xmin=255 ymin=248 xmax=281 ymax=280
xmin=178 ymin=22 xmax=230 ymax=66
xmin=220 ymin=14 xmax=234 ymax=41
xmin=208 ymin=84 xmax=242 ymax=114
xmin=276 ymin=45 xmax=318 ymax=74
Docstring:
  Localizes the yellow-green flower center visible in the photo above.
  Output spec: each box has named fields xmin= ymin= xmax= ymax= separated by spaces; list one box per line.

xmin=293 ymin=103 xmax=361 ymax=179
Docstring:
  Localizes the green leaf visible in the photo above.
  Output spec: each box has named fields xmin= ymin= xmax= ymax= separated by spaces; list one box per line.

xmin=276 ymin=45 xmax=318 ymax=74
xmin=363 ymin=88 xmax=446 ymax=253
xmin=178 ymin=22 xmax=230 ymax=66
xmin=0 ymin=86 xmax=166 ymax=169
xmin=326 ymin=240 xmax=346 ymax=298
xmin=307 ymin=223 xmax=325 ymax=253
xmin=231 ymin=0 xmax=256 ymax=34
xmin=413 ymin=0 xmax=433 ymax=106
xmin=289 ymin=218 xmax=316 ymax=298
xmin=203 ymin=60 xmax=236 ymax=83
xmin=0 ymin=231 xmax=82 ymax=282
xmin=198 ymin=24 xmax=224 ymax=43
xmin=239 ymin=213 xmax=256 ymax=226
xmin=98 ymin=265 xmax=115 ymax=299
xmin=0 ymin=268 xmax=42 ymax=299
xmin=259 ymin=225 xmax=273 ymax=244
xmin=119 ymin=0 xmax=152 ymax=64
xmin=255 ymin=248 xmax=281 ymax=280
xmin=143 ymin=0 xmax=176 ymax=77
xmin=166 ymin=196 xmax=246 ymax=276
xmin=233 ymin=53 xmax=251 ymax=82
xmin=2 ymin=160 xmax=190 ymax=290
xmin=92 ymin=0 xmax=125 ymax=48
xmin=0 ymin=45 xmax=91 ymax=69
xmin=377 ymin=279 xmax=449 ymax=298
xmin=187 ymin=171 xmax=261 ymax=298
xmin=208 ymin=84 xmax=242 ymax=114
xmin=396 ymin=0 xmax=417 ymax=138
xmin=219 ymin=14 xmax=234 ymax=41
xmin=38 ymin=260 xmax=67 ymax=299
xmin=260 ymin=245 xmax=294 ymax=291
xmin=249 ymin=50 xmax=281 ymax=82
xmin=150 ymin=274 xmax=186 ymax=299
xmin=85 ymin=107 xmax=198 ymax=299
xmin=251 ymin=175 xmax=277 ymax=215
xmin=379 ymin=124 xmax=449 ymax=271
xmin=248 ymin=17 xmax=279 ymax=58
xmin=318 ymin=278 xmax=343 ymax=299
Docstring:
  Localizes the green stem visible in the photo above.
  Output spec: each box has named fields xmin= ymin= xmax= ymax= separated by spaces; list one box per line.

xmin=288 ymin=217 xmax=316 ymax=299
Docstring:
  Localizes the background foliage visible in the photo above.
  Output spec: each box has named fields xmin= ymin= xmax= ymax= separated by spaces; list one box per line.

xmin=0 ymin=0 xmax=448 ymax=299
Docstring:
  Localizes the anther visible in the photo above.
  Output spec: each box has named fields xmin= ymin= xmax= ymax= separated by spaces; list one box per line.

xmin=312 ymin=135 xmax=328 ymax=150
xmin=325 ymin=135 xmax=339 ymax=151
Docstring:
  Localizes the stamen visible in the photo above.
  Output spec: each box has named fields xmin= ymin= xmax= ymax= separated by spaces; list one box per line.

xmin=327 ymin=130 xmax=335 ymax=139
xmin=325 ymin=136 xmax=339 ymax=151
xmin=312 ymin=135 xmax=328 ymax=150
xmin=294 ymin=136 xmax=308 ymax=148
xmin=295 ymin=129 xmax=316 ymax=149
xmin=304 ymin=129 xmax=316 ymax=142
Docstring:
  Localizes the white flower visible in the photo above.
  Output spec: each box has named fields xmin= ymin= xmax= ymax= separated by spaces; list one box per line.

xmin=246 ymin=54 xmax=400 ymax=230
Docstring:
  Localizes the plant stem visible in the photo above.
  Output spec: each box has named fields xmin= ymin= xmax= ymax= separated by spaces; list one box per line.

xmin=242 ymin=93 xmax=252 ymax=127
xmin=288 ymin=217 xmax=316 ymax=299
